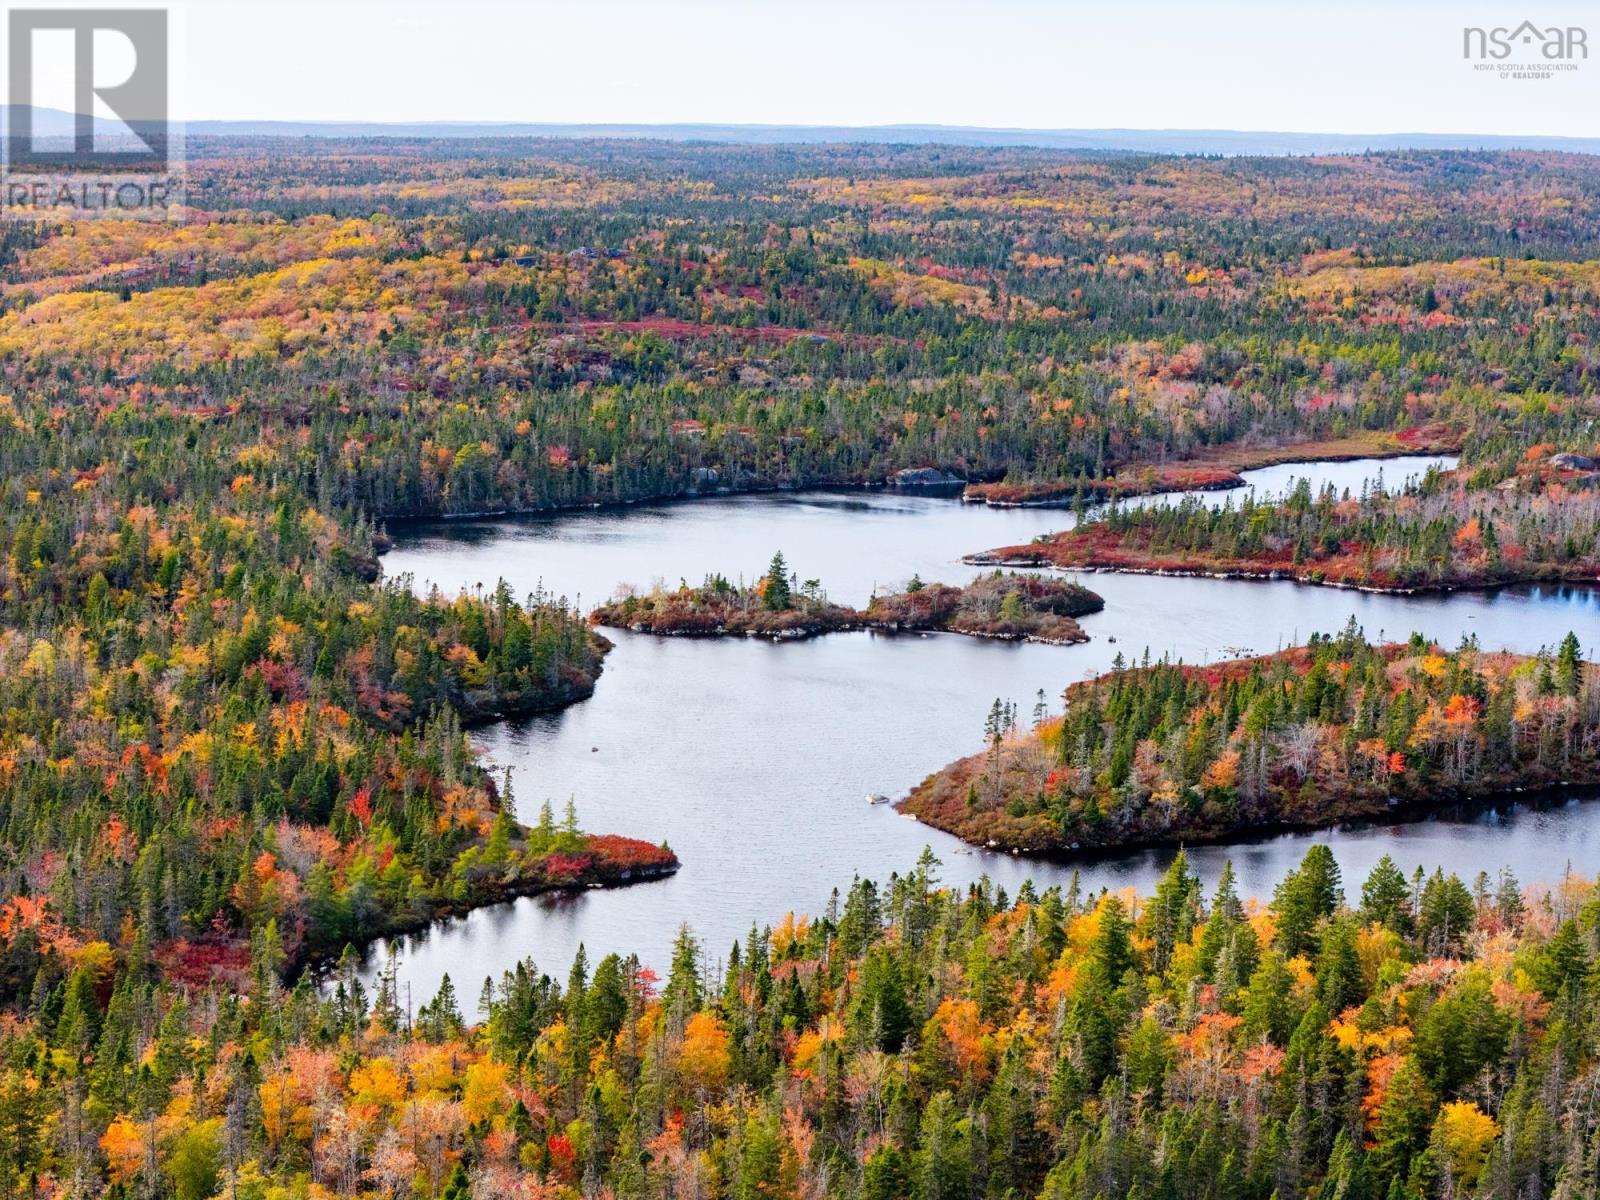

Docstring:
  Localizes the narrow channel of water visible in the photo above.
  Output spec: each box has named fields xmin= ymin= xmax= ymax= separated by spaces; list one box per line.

xmin=360 ymin=456 xmax=1599 ymax=1001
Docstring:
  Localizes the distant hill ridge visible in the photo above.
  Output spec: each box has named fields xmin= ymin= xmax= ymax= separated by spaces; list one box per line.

xmin=5 ymin=105 xmax=1596 ymax=155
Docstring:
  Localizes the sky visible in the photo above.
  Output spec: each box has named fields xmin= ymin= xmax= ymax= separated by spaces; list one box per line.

xmin=99 ymin=0 xmax=1600 ymax=135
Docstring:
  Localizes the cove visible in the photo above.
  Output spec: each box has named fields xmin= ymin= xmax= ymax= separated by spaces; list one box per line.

xmin=358 ymin=455 xmax=1599 ymax=999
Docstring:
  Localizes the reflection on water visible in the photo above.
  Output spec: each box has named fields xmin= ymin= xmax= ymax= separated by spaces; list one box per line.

xmin=359 ymin=456 xmax=1600 ymax=999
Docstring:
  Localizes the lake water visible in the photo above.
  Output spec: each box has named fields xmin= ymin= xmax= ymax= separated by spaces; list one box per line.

xmin=362 ymin=455 xmax=1600 ymax=1001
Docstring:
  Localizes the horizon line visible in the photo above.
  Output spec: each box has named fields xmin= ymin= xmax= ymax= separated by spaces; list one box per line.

xmin=9 ymin=107 xmax=1596 ymax=142
xmin=179 ymin=118 xmax=1598 ymax=139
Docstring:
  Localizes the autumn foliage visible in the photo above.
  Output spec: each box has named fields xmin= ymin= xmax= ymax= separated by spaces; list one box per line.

xmin=902 ymin=626 xmax=1597 ymax=853
xmin=3 ymin=848 xmax=1589 ymax=1200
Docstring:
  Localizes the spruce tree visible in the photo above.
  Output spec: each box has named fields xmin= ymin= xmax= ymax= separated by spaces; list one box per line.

xmin=763 ymin=551 xmax=792 ymax=610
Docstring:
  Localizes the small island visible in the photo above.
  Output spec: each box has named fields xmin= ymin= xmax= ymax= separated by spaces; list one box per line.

xmin=590 ymin=553 xmax=1105 ymax=645
xmin=862 ymin=571 xmax=1102 ymax=644
xmin=899 ymin=627 xmax=1596 ymax=854
xmin=590 ymin=552 xmax=862 ymax=639
xmin=967 ymin=456 xmax=1600 ymax=593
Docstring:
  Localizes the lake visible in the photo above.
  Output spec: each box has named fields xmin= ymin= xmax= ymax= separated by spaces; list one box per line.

xmin=360 ymin=455 xmax=1600 ymax=1002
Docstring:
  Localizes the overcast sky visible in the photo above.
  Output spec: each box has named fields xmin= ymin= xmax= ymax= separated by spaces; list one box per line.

xmin=165 ymin=0 xmax=1599 ymax=135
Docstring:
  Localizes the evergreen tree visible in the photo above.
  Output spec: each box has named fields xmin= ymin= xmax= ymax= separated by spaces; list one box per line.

xmin=662 ymin=925 xmax=702 ymax=1027
xmin=1417 ymin=870 xmax=1475 ymax=957
xmin=1144 ymin=849 xmax=1201 ymax=976
xmin=1556 ymin=631 xmax=1582 ymax=697
xmin=1359 ymin=855 xmax=1415 ymax=935
xmin=1274 ymin=845 xmax=1342 ymax=957
xmin=763 ymin=551 xmax=792 ymax=610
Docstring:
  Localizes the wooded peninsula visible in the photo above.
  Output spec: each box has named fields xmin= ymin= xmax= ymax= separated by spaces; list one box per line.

xmin=900 ymin=627 xmax=1597 ymax=853
xmin=969 ymin=456 xmax=1600 ymax=593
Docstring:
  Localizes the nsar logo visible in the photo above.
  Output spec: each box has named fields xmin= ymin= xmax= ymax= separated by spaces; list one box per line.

xmin=1462 ymin=20 xmax=1588 ymax=60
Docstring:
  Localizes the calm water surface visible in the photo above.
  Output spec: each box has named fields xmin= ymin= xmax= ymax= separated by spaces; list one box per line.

xmin=362 ymin=456 xmax=1600 ymax=999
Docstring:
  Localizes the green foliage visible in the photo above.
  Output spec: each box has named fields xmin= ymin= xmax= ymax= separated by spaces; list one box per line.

xmin=764 ymin=551 xmax=793 ymax=611
xmin=0 ymin=842 xmax=1587 ymax=1200
xmin=0 ymin=137 xmax=1598 ymax=1200
xmin=906 ymin=626 xmax=1598 ymax=854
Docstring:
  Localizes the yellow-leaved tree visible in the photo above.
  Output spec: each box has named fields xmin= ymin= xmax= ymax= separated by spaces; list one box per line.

xmin=1433 ymin=1100 xmax=1498 ymax=1187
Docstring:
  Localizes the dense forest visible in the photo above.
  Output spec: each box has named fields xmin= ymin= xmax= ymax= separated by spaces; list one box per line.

xmin=6 ymin=143 xmax=1600 ymax=523
xmin=901 ymin=626 xmax=1598 ymax=853
xmin=2 ymin=138 xmax=1600 ymax=1198
xmin=5 ymin=847 xmax=1600 ymax=1200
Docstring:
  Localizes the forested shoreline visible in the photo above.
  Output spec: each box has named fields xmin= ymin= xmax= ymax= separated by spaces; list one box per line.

xmin=959 ymin=432 xmax=1462 ymax=508
xmin=10 ymin=847 xmax=1600 ymax=1200
xmin=969 ymin=456 xmax=1600 ymax=593
xmin=900 ymin=628 xmax=1598 ymax=854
